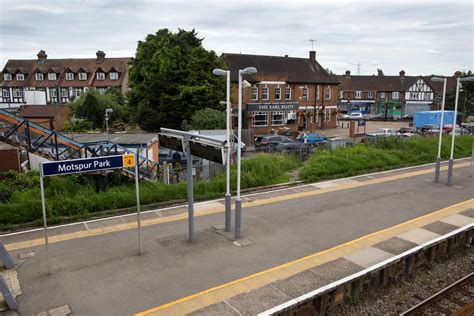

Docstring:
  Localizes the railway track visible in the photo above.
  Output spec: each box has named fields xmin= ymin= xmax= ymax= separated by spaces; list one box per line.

xmin=401 ymin=272 xmax=474 ymax=316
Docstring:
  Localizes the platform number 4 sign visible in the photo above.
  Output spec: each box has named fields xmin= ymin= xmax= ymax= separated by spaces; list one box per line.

xmin=122 ymin=154 xmax=136 ymax=167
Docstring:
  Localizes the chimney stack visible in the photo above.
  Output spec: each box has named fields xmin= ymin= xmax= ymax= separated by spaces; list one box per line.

xmin=37 ymin=50 xmax=47 ymax=63
xmin=454 ymin=71 xmax=462 ymax=78
xmin=345 ymin=70 xmax=351 ymax=78
xmin=309 ymin=51 xmax=316 ymax=62
xmin=399 ymin=70 xmax=405 ymax=78
xmin=96 ymin=50 xmax=106 ymax=64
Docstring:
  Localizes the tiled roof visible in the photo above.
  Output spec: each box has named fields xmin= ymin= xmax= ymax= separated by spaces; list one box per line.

xmin=19 ymin=105 xmax=70 ymax=118
xmin=1 ymin=56 xmax=130 ymax=89
xmin=222 ymin=53 xmax=339 ymax=84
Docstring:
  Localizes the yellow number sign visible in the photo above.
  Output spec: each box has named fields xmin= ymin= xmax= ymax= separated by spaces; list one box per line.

xmin=122 ymin=154 xmax=136 ymax=167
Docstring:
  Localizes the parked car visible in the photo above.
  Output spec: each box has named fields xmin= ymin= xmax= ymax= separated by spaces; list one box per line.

xmin=275 ymin=127 xmax=299 ymax=139
xmin=366 ymin=128 xmax=398 ymax=138
xmin=255 ymin=135 xmax=295 ymax=152
xmin=158 ymin=148 xmax=201 ymax=166
xmin=372 ymin=113 xmax=395 ymax=120
xmin=343 ymin=112 xmax=363 ymax=120
xmin=296 ymin=133 xmax=328 ymax=145
xmin=420 ymin=124 xmax=440 ymax=136
xmin=275 ymin=139 xmax=312 ymax=154
xmin=397 ymin=127 xmax=419 ymax=138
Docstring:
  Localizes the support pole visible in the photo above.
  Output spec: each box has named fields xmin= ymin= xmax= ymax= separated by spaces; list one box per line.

xmin=135 ymin=151 xmax=142 ymax=254
xmin=235 ymin=70 xmax=243 ymax=239
xmin=39 ymin=169 xmax=50 ymax=275
xmin=447 ymin=77 xmax=460 ymax=186
xmin=225 ymin=70 xmax=232 ymax=232
xmin=435 ymin=78 xmax=446 ymax=183
xmin=186 ymin=138 xmax=195 ymax=242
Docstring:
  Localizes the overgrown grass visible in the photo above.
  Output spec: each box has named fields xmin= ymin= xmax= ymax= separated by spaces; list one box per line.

xmin=0 ymin=154 xmax=300 ymax=229
xmin=300 ymin=135 xmax=473 ymax=183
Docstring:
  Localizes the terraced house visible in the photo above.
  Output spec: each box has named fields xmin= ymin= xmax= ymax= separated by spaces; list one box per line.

xmin=223 ymin=51 xmax=339 ymax=135
xmin=338 ymin=70 xmax=459 ymax=117
xmin=0 ymin=50 xmax=130 ymax=109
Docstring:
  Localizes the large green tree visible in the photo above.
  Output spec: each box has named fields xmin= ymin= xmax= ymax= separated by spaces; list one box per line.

xmin=127 ymin=28 xmax=226 ymax=132
xmin=444 ymin=71 xmax=473 ymax=119
xmin=182 ymin=108 xmax=226 ymax=130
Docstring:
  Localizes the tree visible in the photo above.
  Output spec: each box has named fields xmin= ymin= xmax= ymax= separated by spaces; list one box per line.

xmin=127 ymin=28 xmax=226 ymax=132
xmin=377 ymin=68 xmax=385 ymax=76
xmin=75 ymin=92 xmax=104 ymax=129
xmin=182 ymin=108 xmax=226 ymax=130
xmin=444 ymin=70 xmax=474 ymax=119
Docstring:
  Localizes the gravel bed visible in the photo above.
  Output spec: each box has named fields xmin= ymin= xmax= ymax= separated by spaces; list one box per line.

xmin=328 ymin=246 xmax=473 ymax=315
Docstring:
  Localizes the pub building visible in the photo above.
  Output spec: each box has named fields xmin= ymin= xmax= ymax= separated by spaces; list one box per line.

xmin=222 ymin=51 xmax=339 ymax=136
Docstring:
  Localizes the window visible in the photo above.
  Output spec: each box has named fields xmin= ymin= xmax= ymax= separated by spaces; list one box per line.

xmin=98 ymin=87 xmax=107 ymax=94
xmin=355 ymin=91 xmax=362 ymax=99
xmin=50 ymin=88 xmax=57 ymax=97
xmin=327 ymin=109 xmax=332 ymax=122
xmin=316 ymin=85 xmax=320 ymax=100
xmin=3 ymin=89 xmax=9 ymax=97
xmin=392 ymin=92 xmax=399 ymax=99
xmin=3 ymin=73 xmax=12 ymax=81
xmin=96 ymin=72 xmax=105 ymax=80
xmin=110 ymin=72 xmax=118 ymax=80
xmin=339 ymin=90 xmax=343 ymax=99
xmin=424 ymin=92 xmax=431 ymax=101
xmin=35 ymin=73 xmax=44 ymax=81
xmin=302 ymin=87 xmax=308 ymax=100
xmin=285 ymin=87 xmax=291 ymax=100
xmin=65 ymin=72 xmax=74 ymax=81
xmin=410 ymin=92 xmax=417 ymax=100
xmin=251 ymin=86 xmax=258 ymax=100
xmin=325 ymin=86 xmax=331 ymax=100
xmin=16 ymin=73 xmax=24 ymax=81
xmin=271 ymin=111 xmax=285 ymax=126
xmin=61 ymin=88 xmax=68 ymax=97
xmin=13 ymin=89 xmax=22 ymax=97
xmin=48 ymin=72 xmax=57 ymax=80
xmin=287 ymin=111 xmax=296 ymax=124
xmin=274 ymin=87 xmax=281 ymax=100
xmin=379 ymin=92 xmax=386 ymax=99
xmin=252 ymin=111 xmax=268 ymax=126
xmin=75 ymin=88 xmax=82 ymax=96
xmin=79 ymin=72 xmax=87 ymax=80
xmin=262 ymin=87 xmax=269 ymax=100
xmin=368 ymin=91 xmax=374 ymax=99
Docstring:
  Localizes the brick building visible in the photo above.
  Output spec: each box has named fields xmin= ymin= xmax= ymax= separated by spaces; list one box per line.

xmin=0 ymin=50 xmax=130 ymax=109
xmin=223 ymin=51 xmax=339 ymax=135
xmin=338 ymin=70 xmax=459 ymax=117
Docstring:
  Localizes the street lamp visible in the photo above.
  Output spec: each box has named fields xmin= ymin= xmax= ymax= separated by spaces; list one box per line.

xmin=431 ymin=77 xmax=447 ymax=182
xmin=213 ymin=68 xmax=232 ymax=232
xmin=236 ymin=66 xmax=257 ymax=239
xmin=105 ymin=108 xmax=113 ymax=142
xmin=447 ymin=76 xmax=474 ymax=185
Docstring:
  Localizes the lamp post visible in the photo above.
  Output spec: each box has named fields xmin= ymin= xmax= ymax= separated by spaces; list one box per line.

xmin=447 ymin=76 xmax=474 ymax=185
xmin=235 ymin=66 xmax=257 ymax=239
xmin=431 ymin=77 xmax=447 ymax=183
xmin=212 ymin=68 xmax=232 ymax=232
xmin=105 ymin=108 xmax=113 ymax=142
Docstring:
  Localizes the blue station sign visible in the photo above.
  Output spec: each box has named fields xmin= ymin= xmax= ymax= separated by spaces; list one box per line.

xmin=41 ymin=154 xmax=135 ymax=177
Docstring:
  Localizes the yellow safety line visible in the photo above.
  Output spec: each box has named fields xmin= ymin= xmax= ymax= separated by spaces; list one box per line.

xmin=135 ymin=199 xmax=474 ymax=316
xmin=3 ymin=161 xmax=470 ymax=252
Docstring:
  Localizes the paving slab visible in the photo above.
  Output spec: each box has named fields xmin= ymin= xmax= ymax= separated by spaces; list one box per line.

xmin=398 ymin=228 xmax=441 ymax=244
xmin=344 ymin=246 xmax=393 ymax=268
xmin=226 ymin=283 xmax=290 ymax=315
xmin=439 ymin=214 xmax=473 ymax=227
xmin=422 ymin=221 xmax=461 ymax=235
xmin=373 ymin=237 xmax=418 ymax=255
xmin=310 ymin=258 xmax=364 ymax=282
xmin=289 ymin=185 xmax=320 ymax=193
xmin=459 ymin=208 xmax=474 ymax=218
xmin=189 ymin=301 xmax=239 ymax=316
xmin=273 ymin=269 xmax=328 ymax=298
xmin=85 ymin=217 xmax=125 ymax=230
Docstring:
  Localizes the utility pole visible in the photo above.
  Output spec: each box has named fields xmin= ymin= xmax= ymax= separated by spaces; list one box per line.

xmin=309 ymin=39 xmax=316 ymax=50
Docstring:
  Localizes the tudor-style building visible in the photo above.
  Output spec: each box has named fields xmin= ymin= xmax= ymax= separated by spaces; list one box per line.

xmin=338 ymin=70 xmax=459 ymax=116
xmin=223 ymin=51 xmax=339 ymax=135
xmin=0 ymin=50 xmax=130 ymax=108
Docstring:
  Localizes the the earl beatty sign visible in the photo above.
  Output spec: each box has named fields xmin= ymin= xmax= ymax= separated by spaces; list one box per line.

xmin=41 ymin=154 xmax=135 ymax=176
xmin=247 ymin=102 xmax=299 ymax=111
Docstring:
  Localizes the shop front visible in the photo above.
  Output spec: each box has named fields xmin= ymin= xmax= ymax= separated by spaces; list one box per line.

xmin=245 ymin=102 xmax=299 ymax=135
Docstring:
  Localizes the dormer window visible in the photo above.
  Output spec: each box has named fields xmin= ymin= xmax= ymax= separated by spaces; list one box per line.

xmin=110 ymin=72 xmax=118 ymax=80
xmin=3 ymin=73 xmax=12 ymax=81
xmin=16 ymin=73 xmax=24 ymax=81
xmin=48 ymin=73 xmax=57 ymax=81
xmin=97 ymin=72 xmax=105 ymax=80
xmin=36 ymin=73 xmax=44 ymax=81
xmin=65 ymin=72 xmax=74 ymax=81
xmin=79 ymin=72 xmax=87 ymax=81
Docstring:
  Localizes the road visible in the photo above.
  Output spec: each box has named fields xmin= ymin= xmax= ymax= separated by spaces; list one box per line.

xmin=3 ymin=161 xmax=473 ymax=315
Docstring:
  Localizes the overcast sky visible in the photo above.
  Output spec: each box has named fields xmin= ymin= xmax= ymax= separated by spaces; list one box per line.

xmin=0 ymin=0 xmax=472 ymax=76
